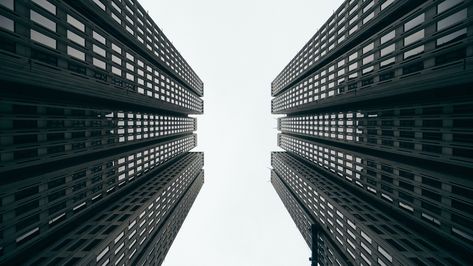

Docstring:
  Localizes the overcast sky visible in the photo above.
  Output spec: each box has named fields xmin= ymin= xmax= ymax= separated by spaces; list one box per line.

xmin=139 ymin=0 xmax=344 ymax=265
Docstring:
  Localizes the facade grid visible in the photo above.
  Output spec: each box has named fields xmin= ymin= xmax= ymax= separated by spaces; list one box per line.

xmin=0 ymin=0 xmax=204 ymax=265
xmin=271 ymin=0 xmax=473 ymax=265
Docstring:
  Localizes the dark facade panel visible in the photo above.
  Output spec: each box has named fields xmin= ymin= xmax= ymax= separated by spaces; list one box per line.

xmin=0 ymin=135 xmax=197 ymax=263
xmin=272 ymin=0 xmax=473 ymax=113
xmin=271 ymin=0 xmax=425 ymax=96
xmin=21 ymin=152 xmax=203 ymax=266
xmin=0 ymin=0 xmax=203 ymax=114
xmin=278 ymin=133 xmax=473 ymax=250
xmin=278 ymin=98 xmax=473 ymax=168
xmin=272 ymin=152 xmax=469 ymax=265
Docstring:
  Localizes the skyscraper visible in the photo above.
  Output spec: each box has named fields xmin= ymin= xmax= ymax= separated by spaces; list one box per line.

xmin=271 ymin=0 xmax=473 ymax=265
xmin=0 ymin=0 xmax=203 ymax=265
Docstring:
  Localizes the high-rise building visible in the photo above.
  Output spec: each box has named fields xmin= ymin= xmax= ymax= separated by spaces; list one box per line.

xmin=0 ymin=0 xmax=203 ymax=265
xmin=271 ymin=0 xmax=473 ymax=265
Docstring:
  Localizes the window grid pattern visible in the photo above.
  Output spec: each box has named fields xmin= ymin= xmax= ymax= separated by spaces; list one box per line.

xmin=272 ymin=1 xmax=472 ymax=113
xmin=0 ymin=135 xmax=197 ymax=258
xmin=278 ymin=134 xmax=473 ymax=246
xmin=278 ymin=100 xmax=473 ymax=168
xmin=272 ymin=171 xmax=349 ymax=266
xmin=87 ymin=0 xmax=203 ymax=95
xmin=0 ymin=0 xmax=203 ymax=113
xmin=272 ymin=152 xmax=465 ymax=265
xmin=136 ymin=171 xmax=204 ymax=266
xmin=272 ymin=0 xmax=399 ymax=95
xmin=26 ymin=152 xmax=203 ymax=266
xmin=0 ymin=99 xmax=197 ymax=170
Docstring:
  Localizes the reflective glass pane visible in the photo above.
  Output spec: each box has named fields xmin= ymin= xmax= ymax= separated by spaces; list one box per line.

xmin=31 ymin=29 xmax=56 ymax=49
xmin=437 ymin=9 xmax=467 ymax=31
xmin=30 ymin=10 xmax=56 ymax=32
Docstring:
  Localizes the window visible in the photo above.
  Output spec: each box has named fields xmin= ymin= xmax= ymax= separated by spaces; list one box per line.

xmin=437 ymin=28 xmax=467 ymax=47
xmin=67 ymin=14 xmax=85 ymax=32
xmin=0 ymin=14 xmax=14 ymax=32
xmin=67 ymin=30 xmax=85 ymax=46
xmin=112 ymin=43 xmax=121 ymax=54
xmin=92 ymin=0 xmax=105 ymax=10
xmin=112 ymin=55 xmax=121 ymax=65
xmin=404 ymin=29 xmax=424 ymax=46
xmin=30 ymin=10 xmax=55 ymax=32
xmin=93 ymin=44 xmax=106 ymax=57
xmin=112 ymin=66 xmax=121 ymax=76
xmin=67 ymin=46 xmax=85 ymax=61
xmin=437 ymin=9 xmax=467 ymax=31
xmin=0 ymin=0 xmax=14 ymax=10
xmin=404 ymin=13 xmax=424 ymax=31
xmin=378 ymin=246 xmax=393 ymax=262
xmin=380 ymin=44 xmax=395 ymax=57
xmin=93 ymin=31 xmax=106 ymax=45
xmin=32 ymin=0 xmax=55 ymax=15
xmin=381 ymin=0 xmax=395 ymax=10
xmin=363 ymin=54 xmax=374 ymax=65
xmin=31 ymin=29 xmax=56 ymax=49
xmin=363 ymin=42 xmax=374 ymax=54
xmin=404 ymin=45 xmax=424 ymax=59
xmin=381 ymin=30 xmax=395 ymax=44
xmin=437 ymin=0 xmax=463 ymax=14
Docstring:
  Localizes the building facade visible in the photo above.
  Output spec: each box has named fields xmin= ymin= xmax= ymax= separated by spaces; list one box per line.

xmin=271 ymin=0 xmax=473 ymax=265
xmin=0 ymin=0 xmax=203 ymax=265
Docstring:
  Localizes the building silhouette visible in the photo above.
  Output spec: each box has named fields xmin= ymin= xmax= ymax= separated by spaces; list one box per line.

xmin=271 ymin=0 xmax=473 ymax=265
xmin=0 ymin=0 xmax=203 ymax=265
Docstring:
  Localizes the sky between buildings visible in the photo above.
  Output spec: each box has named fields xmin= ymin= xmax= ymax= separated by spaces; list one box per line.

xmin=139 ymin=0 xmax=344 ymax=265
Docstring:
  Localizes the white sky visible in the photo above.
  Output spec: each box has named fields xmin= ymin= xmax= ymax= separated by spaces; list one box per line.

xmin=139 ymin=1 xmax=344 ymax=265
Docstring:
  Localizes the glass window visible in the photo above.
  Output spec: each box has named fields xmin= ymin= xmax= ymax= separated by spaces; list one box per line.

xmin=112 ymin=66 xmax=121 ymax=76
xmin=437 ymin=9 xmax=467 ymax=31
xmin=380 ymin=57 xmax=395 ymax=67
xmin=67 ymin=46 xmax=85 ymax=61
xmin=93 ymin=58 xmax=106 ymax=70
xmin=404 ymin=29 xmax=424 ymax=46
xmin=93 ymin=44 xmax=106 ymax=57
xmin=380 ymin=44 xmax=395 ymax=57
xmin=30 ymin=10 xmax=55 ymax=32
xmin=438 ymin=0 xmax=463 ymax=14
xmin=404 ymin=13 xmax=424 ymax=31
xmin=112 ymin=43 xmax=122 ymax=54
xmin=0 ymin=14 xmax=14 ymax=32
xmin=362 ymin=54 xmax=374 ymax=65
xmin=381 ymin=30 xmax=395 ymax=44
xmin=67 ymin=30 xmax=85 ymax=46
xmin=363 ymin=11 xmax=374 ymax=24
xmin=92 ymin=0 xmax=105 ymax=10
xmin=93 ymin=31 xmax=106 ymax=45
xmin=67 ymin=14 xmax=85 ymax=32
xmin=0 ymin=0 xmax=14 ymax=10
xmin=381 ymin=0 xmax=395 ymax=10
xmin=363 ymin=1 xmax=374 ymax=13
xmin=112 ymin=55 xmax=121 ymax=65
xmin=349 ymin=52 xmax=357 ymax=62
xmin=437 ymin=28 xmax=467 ymax=47
xmin=32 ymin=0 xmax=55 ymax=15
xmin=31 ymin=29 xmax=56 ymax=49
xmin=126 ymin=52 xmax=134 ymax=61
xmin=349 ymin=62 xmax=357 ymax=71
xmin=378 ymin=246 xmax=393 ymax=262
xmin=363 ymin=42 xmax=374 ymax=54
xmin=403 ymin=45 xmax=424 ymax=59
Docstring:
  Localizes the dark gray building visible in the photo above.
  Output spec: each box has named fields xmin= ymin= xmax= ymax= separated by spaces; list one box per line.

xmin=271 ymin=0 xmax=473 ymax=265
xmin=0 ymin=0 xmax=203 ymax=265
